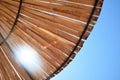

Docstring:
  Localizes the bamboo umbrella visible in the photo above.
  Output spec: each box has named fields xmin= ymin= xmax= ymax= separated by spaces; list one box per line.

xmin=0 ymin=0 xmax=103 ymax=80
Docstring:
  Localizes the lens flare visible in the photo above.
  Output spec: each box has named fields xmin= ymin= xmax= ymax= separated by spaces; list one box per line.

xmin=14 ymin=45 xmax=42 ymax=74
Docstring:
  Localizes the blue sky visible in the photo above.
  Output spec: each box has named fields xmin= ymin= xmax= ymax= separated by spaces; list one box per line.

xmin=51 ymin=0 xmax=120 ymax=80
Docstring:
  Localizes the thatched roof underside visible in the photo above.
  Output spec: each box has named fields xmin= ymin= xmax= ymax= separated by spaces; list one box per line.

xmin=0 ymin=0 xmax=103 ymax=80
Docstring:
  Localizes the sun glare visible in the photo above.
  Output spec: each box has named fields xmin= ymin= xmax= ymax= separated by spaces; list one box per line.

xmin=14 ymin=45 xmax=42 ymax=74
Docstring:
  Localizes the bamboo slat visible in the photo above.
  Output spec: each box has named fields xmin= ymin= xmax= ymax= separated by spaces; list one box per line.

xmin=0 ymin=0 xmax=103 ymax=80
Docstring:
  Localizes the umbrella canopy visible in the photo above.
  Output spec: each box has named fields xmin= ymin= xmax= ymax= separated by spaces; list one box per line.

xmin=0 ymin=0 xmax=103 ymax=80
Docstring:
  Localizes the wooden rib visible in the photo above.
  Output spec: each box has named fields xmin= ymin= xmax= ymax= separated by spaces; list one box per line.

xmin=5 ymin=38 xmax=50 ymax=79
xmin=0 ymin=36 xmax=32 ymax=80
xmin=1 ymin=1 xmax=85 ymax=31
xmin=0 ymin=2 xmax=96 ymax=30
xmin=0 ymin=1 xmax=90 ymax=45
xmin=0 ymin=6 xmax=76 ymax=54
xmin=0 ymin=9 xmax=71 ymax=79
xmin=0 ymin=2 xmax=79 ymax=43
xmin=0 ymin=1 xmax=81 ymax=51
xmin=4 ymin=0 xmax=93 ymax=17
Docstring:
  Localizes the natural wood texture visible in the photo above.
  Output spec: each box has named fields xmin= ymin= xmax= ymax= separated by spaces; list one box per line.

xmin=0 ymin=0 xmax=103 ymax=80
xmin=0 ymin=37 xmax=32 ymax=80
